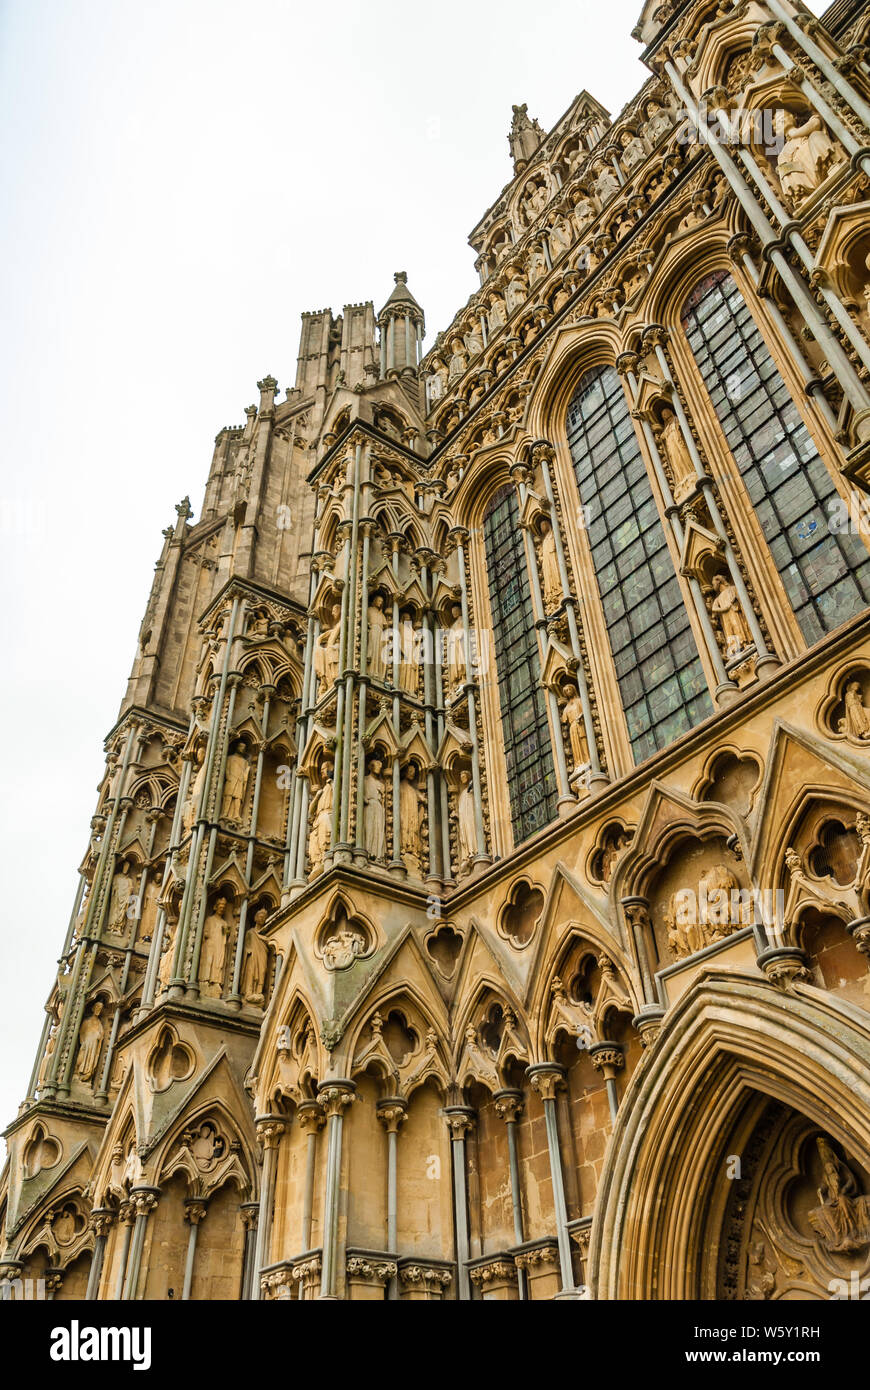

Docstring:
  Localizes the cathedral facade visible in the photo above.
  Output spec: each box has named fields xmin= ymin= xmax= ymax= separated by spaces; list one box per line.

xmin=4 ymin=0 xmax=870 ymax=1303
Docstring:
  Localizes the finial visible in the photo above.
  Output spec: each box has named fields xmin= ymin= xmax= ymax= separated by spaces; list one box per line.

xmin=394 ymin=271 xmax=408 ymax=284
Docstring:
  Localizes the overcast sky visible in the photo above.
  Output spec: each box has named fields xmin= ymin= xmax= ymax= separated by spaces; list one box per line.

xmin=0 ymin=0 xmax=828 ymax=1137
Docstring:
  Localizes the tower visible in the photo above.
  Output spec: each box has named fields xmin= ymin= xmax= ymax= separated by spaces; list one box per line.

xmin=4 ymin=0 xmax=870 ymax=1304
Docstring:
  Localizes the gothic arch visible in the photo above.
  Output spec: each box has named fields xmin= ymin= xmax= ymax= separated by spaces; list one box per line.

xmin=591 ymin=972 xmax=870 ymax=1299
xmin=524 ymin=320 xmax=624 ymax=444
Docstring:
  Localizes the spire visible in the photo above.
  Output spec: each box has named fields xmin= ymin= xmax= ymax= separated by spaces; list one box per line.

xmin=377 ymin=271 xmax=425 ymax=378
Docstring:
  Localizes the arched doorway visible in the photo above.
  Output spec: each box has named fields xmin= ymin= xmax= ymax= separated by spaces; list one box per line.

xmin=591 ymin=974 xmax=870 ymax=1299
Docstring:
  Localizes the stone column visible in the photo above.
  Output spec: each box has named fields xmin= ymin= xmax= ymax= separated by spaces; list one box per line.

xmin=526 ymin=1064 xmax=581 ymax=1298
xmin=121 ymin=1188 xmax=159 ymax=1301
xmin=239 ymin=1203 xmax=259 ymax=1301
xmin=296 ymin=1100 xmax=325 ymax=1253
xmin=251 ymin=1118 xmax=286 ymax=1300
xmin=181 ymin=1200 xmax=208 ymax=1301
xmin=494 ymin=1088 xmax=527 ymax=1300
xmin=376 ymin=1098 xmax=407 ymax=1299
xmin=112 ymin=1200 xmax=136 ymax=1300
xmin=85 ymin=1209 xmax=113 ymax=1300
xmin=589 ymin=1043 xmax=624 ymax=1124
xmin=443 ymin=1106 xmax=476 ymax=1301
xmin=317 ymin=1080 xmax=356 ymax=1299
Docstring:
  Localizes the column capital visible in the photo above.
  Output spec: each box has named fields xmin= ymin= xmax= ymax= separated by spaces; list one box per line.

xmin=376 ymin=1098 xmax=408 ymax=1133
xmin=526 ymin=1062 xmax=567 ymax=1101
xmin=641 ymin=323 xmax=669 ymax=351
xmin=441 ymin=1105 xmax=476 ymax=1140
xmin=493 ymin=1088 xmax=524 ymax=1123
xmin=589 ymin=1043 xmax=625 ymax=1077
xmin=296 ymin=1099 xmax=326 ymax=1134
xmin=614 ymin=351 xmax=640 ymax=378
xmin=397 ymin=1258 xmax=453 ymax=1293
xmin=183 ymin=1199 xmax=208 ymax=1225
xmin=255 ymin=1116 xmax=288 ymax=1149
xmin=317 ymin=1079 xmax=356 ymax=1118
xmin=90 ymin=1208 xmax=115 ymax=1238
xmin=131 ymin=1187 xmax=160 ymax=1217
xmin=239 ymin=1201 xmax=259 ymax=1233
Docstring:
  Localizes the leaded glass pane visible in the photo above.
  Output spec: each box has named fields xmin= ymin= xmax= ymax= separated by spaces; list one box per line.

xmin=682 ymin=271 xmax=870 ymax=641
xmin=566 ymin=365 xmax=712 ymax=763
xmin=482 ymin=484 xmax=558 ymax=844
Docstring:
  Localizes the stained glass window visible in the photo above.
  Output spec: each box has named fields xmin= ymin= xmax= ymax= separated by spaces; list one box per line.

xmin=682 ymin=270 xmax=870 ymax=644
xmin=566 ymin=365 xmax=712 ymax=763
xmin=482 ymin=484 xmax=558 ymax=843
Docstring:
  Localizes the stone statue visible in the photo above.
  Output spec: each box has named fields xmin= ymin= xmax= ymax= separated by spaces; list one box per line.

xmin=509 ymin=103 xmax=545 ymax=168
xmin=364 ymin=758 xmax=387 ymax=861
xmin=314 ymin=603 xmax=342 ymax=691
xmin=108 ymin=859 xmax=134 ymax=934
xmin=157 ymin=917 xmax=177 ymax=993
xmin=488 ymin=295 xmax=507 ymax=333
xmin=457 ymin=769 xmax=477 ymax=870
xmin=527 ymin=244 xmax=547 ymax=283
xmin=539 ymin=518 xmax=563 ymax=611
xmin=182 ymin=743 xmax=208 ymax=838
xmin=571 ymin=197 xmax=595 ymax=236
xmin=842 ymin=680 xmax=870 ymax=739
xmin=74 ymin=1002 xmax=105 ymax=1083
xmin=446 ymin=603 xmax=467 ymax=695
xmin=448 ymin=338 xmax=468 ymax=382
xmin=399 ymin=764 xmax=425 ymax=875
xmin=808 ymin=1137 xmax=870 ymax=1252
xmin=248 ymin=610 xmax=269 ymax=639
xmin=38 ymin=1022 xmax=58 ymax=1091
xmin=308 ymin=763 xmax=334 ymax=875
xmin=464 ymin=321 xmax=484 ymax=358
xmin=562 ymin=683 xmax=588 ymax=773
xmin=242 ymin=905 xmax=271 ymax=1005
xmin=595 ymin=162 xmax=621 ymax=203
xmin=367 ymin=593 xmax=388 ymax=682
xmin=200 ymin=896 xmax=229 ymax=996
xmin=548 ymin=216 xmax=572 ymax=260
xmin=776 ymin=111 xmax=838 ymax=207
xmin=505 ymin=272 xmax=527 ymax=315
xmin=221 ymin=743 xmax=249 ymax=822
xmin=644 ymin=99 xmax=672 ymax=144
xmin=398 ymin=616 xmax=421 ymax=695
xmin=619 ymin=128 xmax=647 ymax=172
xmin=711 ymin=574 xmax=751 ymax=659
xmin=659 ymin=406 xmax=695 ymax=499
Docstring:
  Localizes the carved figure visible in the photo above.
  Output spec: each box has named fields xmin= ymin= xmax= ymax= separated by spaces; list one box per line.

xmin=399 ymin=764 xmax=425 ymax=874
xmin=364 ymin=758 xmax=387 ymax=861
xmin=242 ymin=906 xmax=271 ymax=1004
xmin=539 ymin=517 xmax=562 ymax=611
xmin=308 ymin=763 xmax=335 ymax=874
xmin=367 ymin=594 xmax=388 ymax=682
xmin=446 ymin=603 xmax=467 ymax=694
xmin=659 ymin=406 xmax=695 ymax=498
xmin=108 ymin=859 xmax=134 ymax=933
xmin=842 ymin=680 xmax=870 ymax=739
xmin=457 ymin=769 xmax=477 ymax=869
xmin=221 ymin=743 xmax=249 ymax=822
xmin=182 ymin=743 xmax=208 ymax=837
xmin=711 ymin=574 xmax=751 ymax=659
xmin=322 ymin=925 xmax=366 ymax=970
xmin=314 ymin=603 xmax=342 ymax=691
xmin=74 ymin=1002 xmax=105 ymax=1083
xmin=200 ymin=896 xmax=229 ymax=995
xmin=776 ymin=111 xmax=839 ymax=206
xmin=562 ymin=683 xmax=588 ymax=773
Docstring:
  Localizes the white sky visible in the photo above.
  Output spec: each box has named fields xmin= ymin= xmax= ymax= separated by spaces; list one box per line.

xmin=0 ymin=0 xmax=828 ymax=1138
